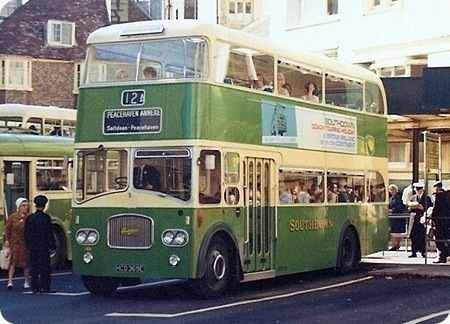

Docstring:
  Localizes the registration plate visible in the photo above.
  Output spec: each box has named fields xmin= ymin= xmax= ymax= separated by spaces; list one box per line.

xmin=115 ymin=264 xmax=145 ymax=273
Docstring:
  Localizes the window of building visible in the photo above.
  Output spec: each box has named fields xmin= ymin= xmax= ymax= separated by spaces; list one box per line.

xmin=287 ymin=0 xmax=339 ymax=28
xmin=409 ymin=141 xmax=424 ymax=163
xmin=366 ymin=0 xmax=402 ymax=11
xmin=388 ymin=142 xmax=406 ymax=162
xmin=286 ymin=0 xmax=302 ymax=28
xmin=228 ymin=1 xmax=253 ymax=25
xmin=229 ymin=2 xmax=236 ymax=14
xmin=0 ymin=58 xmax=32 ymax=90
xmin=47 ymin=20 xmax=75 ymax=46
xmin=237 ymin=2 xmax=243 ymax=13
xmin=245 ymin=2 xmax=252 ymax=14
xmin=184 ymin=0 xmax=197 ymax=19
xmin=73 ymin=62 xmax=84 ymax=93
xmin=327 ymin=0 xmax=338 ymax=15
xmin=377 ymin=65 xmax=410 ymax=77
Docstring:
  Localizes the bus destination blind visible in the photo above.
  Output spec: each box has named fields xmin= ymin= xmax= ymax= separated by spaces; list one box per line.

xmin=103 ymin=108 xmax=162 ymax=134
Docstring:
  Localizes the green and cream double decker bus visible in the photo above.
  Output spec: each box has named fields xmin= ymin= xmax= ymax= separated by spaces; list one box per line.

xmin=73 ymin=20 xmax=389 ymax=298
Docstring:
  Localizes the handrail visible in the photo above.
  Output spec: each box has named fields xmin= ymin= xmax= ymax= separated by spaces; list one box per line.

xmin=387 ymin=213 xmax=412 ymax=253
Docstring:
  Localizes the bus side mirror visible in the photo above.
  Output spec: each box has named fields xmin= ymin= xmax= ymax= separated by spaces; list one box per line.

xmin=6 ymin=173 xmax=14 ymax=185
xmin=63 ymin=156 xmax=73 ymax=168
xmin=205 ymin=155 xmax=215 ymax=170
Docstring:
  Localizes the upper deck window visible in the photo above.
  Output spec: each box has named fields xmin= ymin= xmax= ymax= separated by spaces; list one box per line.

xmin=365 ymin=82 xmax=385 ymax=114
xmin=84 ymin=38 xmax=209 ymax=84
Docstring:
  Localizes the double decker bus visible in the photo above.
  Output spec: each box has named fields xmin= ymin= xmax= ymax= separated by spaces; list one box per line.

xmin=72 ymin=20 xmax=389 ymax=298
xmin=0 ymin=105 xmax=76 ymax=269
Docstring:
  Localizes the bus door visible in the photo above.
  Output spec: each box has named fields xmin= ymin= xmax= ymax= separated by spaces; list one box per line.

xmin=243 ymin=157 xmax=273 ymax=273
xmin=3 ymin=161 xmax=30 ymax=217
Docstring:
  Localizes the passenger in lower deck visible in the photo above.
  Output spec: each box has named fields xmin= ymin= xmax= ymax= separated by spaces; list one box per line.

xmin=309 ymin=184 xmax=323 ymax=203
xmin=338 ymin=185 xmax=356 ymax=203
xmin=279 ymin=187 xmax=293 ymax=204
xmin=296 ymin=183 xmax=310 ymax=203
xmin=327 ymin=183 xmax=339 ymax=203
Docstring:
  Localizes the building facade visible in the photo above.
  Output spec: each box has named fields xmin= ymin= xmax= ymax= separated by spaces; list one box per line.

xmin=0 ymin=0 xmax=113 ymax=108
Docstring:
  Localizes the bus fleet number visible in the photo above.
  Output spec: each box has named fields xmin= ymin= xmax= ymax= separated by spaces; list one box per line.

xmin=122 ymin=90 xmax=145 ymax=106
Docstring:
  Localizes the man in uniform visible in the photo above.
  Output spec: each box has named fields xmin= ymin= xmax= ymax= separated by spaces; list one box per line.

xmin=431 ymin=181 xmax=450 ymax=263
xmin=24 ymin=195 xmax=56 ymax=293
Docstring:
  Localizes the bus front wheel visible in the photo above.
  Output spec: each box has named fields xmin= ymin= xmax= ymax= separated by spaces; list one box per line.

xmin=192 ymin=238 xmax=234 ymax=299
xmin=81 ymin=276 xmax=120 ymax=296
xmin=50 ymin=227 xmax=67 ymax=270
xmin=336 ymin=227 xmax=360 ymax=275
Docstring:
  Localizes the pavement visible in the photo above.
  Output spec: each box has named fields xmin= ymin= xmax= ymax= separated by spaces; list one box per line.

xmin=361 ymin=244 xmax=450 ymax=278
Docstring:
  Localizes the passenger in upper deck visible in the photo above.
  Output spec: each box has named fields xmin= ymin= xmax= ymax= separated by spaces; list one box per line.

xmin=301 ymin=82 xmax=320 ymax=103
xmin=282 ymin=83 xmax=292 ymax=96
xmin=143 ymin=66 xmax=157 ymax=79
xmin=253 ymin=73 xmax=272 ymax=92
xmin=276 ymin=73 xmax=290 ymax=97
xmin=115 ymin=69 xmax=129 ymax=80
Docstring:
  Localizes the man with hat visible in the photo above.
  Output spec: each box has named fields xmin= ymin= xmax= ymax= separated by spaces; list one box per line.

xmin=432 ymin=180 xmax=444 ymax=194
xmin=24 ymin=195 xmax=56 ymax=293
xmin=430 ymin=180 xmax=449 ymax=263
xmin=407 ymin=182 xmax=432 ymax=258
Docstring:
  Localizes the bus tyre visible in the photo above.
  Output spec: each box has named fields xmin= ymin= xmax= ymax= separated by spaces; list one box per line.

xmin=81 ymin=276 xmax=120 ymax=296
xmin=336 ymin=227 xmax=360 ymax=275
xmin=193 ymin=238 xmax=233 ymax=299
xmin=50 ymin=227 xmax=67 ymax=270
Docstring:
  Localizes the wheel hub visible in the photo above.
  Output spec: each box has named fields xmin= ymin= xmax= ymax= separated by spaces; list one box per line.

xmin=212 ymin=251 xmax=226 ymax=280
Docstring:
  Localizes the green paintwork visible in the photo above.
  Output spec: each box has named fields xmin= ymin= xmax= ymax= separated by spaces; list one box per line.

xmin=0 ymin=133 xmax=73 ymax=157
xmin=72 ymin=202 xmax=388 ymax=278
xmin=77 ymin=83 xmax=387 ymax=157
xmin=275 ymin=203 xmax=389 ymax=275
xmin=71 ymin=206 xmax=244 ymax=278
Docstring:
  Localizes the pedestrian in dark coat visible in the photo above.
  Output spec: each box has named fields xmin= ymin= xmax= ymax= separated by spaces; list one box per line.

xmin=430 ymin=181 xmax=450 ymax=263
xmin=407 ymin=183 xmax=432 ymax=258
xmin=24 ymin=195 xmax=56 ymax=293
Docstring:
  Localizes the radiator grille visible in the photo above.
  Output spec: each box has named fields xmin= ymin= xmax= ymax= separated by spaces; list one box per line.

xmin=108 ymin=214 xmax=153 ymax=249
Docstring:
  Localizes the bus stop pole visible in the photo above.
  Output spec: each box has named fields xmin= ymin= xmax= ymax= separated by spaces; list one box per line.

xmin=412 ymin=128 xmax=421 ymax=184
